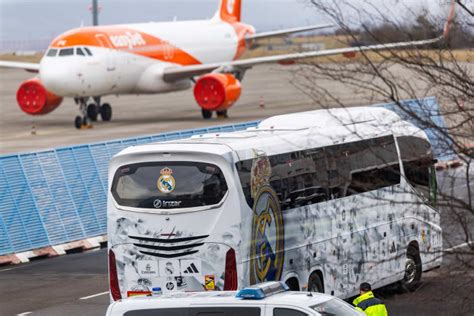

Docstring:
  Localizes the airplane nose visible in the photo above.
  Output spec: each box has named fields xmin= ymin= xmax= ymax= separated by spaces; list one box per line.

xmin=40 ymin=60 xmax=80 ymax=96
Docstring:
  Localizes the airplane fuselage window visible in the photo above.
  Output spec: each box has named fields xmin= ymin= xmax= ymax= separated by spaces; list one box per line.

xmin=46 ymin=49 xmax=58 ymax=57
xmin=76 ymin=47 xmax=86 ymax=56
xmin=83 ymin=47 xmax=93 ymax=56
xmin=58 ymin=48 xmax=74 ymax=56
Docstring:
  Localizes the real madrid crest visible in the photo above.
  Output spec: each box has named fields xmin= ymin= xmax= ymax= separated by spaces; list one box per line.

xmin=249 ymin=185 xmax=285 ymax=284
xmin=157 ymin=167 xmax=176 ymax=193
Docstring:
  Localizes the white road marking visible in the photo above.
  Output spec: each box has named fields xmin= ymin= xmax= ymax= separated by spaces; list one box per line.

xmin=16 ymin=312 xmax=32 ymax=316
xmin=444 ymin=241 xmax=473 ymax=252
xmin=79 ymin=291 xmax=109 ymax=300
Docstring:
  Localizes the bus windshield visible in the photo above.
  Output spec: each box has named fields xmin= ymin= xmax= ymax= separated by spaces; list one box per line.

xmin=111 ymin=162 xmax=228 ymax=209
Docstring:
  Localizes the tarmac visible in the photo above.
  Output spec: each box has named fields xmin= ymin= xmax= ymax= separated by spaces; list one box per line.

xmin=0 ymin=64 xmax=383 ymax=155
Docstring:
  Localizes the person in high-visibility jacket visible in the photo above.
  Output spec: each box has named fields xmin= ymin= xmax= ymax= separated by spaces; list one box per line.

xmin=352 ymin=282 xmax=388 ymax=316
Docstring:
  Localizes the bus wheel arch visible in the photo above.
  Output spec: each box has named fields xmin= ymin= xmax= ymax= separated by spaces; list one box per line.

xmin=308 ymin=270 xmax=324 ymax=293
xmin=284 ymin=276 xmax=300 ymax=291
xmin=400 ymin=241 xmax=422 ymax=292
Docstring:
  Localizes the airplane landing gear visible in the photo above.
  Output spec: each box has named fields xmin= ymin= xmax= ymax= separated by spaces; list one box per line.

xmin=74 ymin=98 xmax=92 ymax=129
xmin=87 ymin=103 xmax=99 ymax=121
xmin=74 ymin=97 xmax=113 ymax=129
xmin=202 ymin=109 xmax=212 ymax=119
xmin=201 ymin=109 xmax=228 ymax=119
xmin=100 ymin=103 xmax=112 ymax=121
xmin=216 ymin=110 xmax=228 ymax=119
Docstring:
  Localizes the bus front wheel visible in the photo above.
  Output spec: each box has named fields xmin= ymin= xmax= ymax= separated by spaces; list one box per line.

xmin=400 ymin=244 xmax=422 ymax=292
xmin=308 ymin=272 xmax=324 ymax=293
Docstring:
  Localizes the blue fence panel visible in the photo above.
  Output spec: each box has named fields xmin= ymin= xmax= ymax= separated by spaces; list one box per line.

xmin=0 ymin=215 xmax=13 ymax=255
xmin=21 ymin=153 xmax=68 ymax=246
xmin=38 ymin=151 xmax=85 ymax=242
xmin=56 ymin=148 xmax=102 ymax=237
xmin=1 ymin=156 xmax=49 ymax=252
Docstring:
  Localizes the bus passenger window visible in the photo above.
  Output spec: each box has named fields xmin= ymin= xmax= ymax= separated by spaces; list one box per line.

xmin=397 ymin=135 xmax=436 ymax=205
xmin=111 ymin=162 xmax=228 ymax=209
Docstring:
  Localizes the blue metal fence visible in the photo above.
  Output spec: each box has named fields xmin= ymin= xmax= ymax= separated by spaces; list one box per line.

xmin=0 ymin=97 xmax=455 ymax=256
xmin=0 ymin=121 xmax=259 ymax=256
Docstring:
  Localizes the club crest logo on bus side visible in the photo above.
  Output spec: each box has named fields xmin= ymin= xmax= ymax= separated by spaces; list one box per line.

xmin=249 ymin=152 xmax=284 ymax=284
xmin=157 ymin=167 xmax=176 ymax=193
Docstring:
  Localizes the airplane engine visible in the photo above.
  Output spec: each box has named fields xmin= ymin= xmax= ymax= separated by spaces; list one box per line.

xmin=193 ymin=73 xmax=241 ymax=111
xmin=16 ymin=78 xmax=63 ymax=115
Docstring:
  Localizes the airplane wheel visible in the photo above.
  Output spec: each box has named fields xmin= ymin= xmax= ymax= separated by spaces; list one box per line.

xmin=82 ymin=116 xmax=89 ymax=127
xmin=201 ymin=109 xmax=212 ymax=119
xmin=100 ymin=103 xmax=112 ymax=121
xmin=74 ymin=116 xmax=83 ymax=129
xmin=216 ymin=110 xmax=228 ymax=118
xmin=87 ymin=103 xmax=99 ymax=121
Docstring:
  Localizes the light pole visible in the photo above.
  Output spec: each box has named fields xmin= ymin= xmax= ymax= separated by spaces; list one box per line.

xmin=92 ymin=0 xmax=99 ymax=26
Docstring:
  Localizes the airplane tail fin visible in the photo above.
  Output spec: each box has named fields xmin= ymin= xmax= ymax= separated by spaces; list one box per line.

xmin=213 ymin=0 xmax=241 ymax=22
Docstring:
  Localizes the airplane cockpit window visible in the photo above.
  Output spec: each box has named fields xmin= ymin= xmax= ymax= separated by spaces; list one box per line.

xmin=84 ymin=47 xmax=93 ymax=56
xmin=58 ymin=48 xmax=74 ymax=56
xmin=76 ymin=47 xmax=85 ymax=56
xmin=46 ymin=49 xmax=58 ymax=57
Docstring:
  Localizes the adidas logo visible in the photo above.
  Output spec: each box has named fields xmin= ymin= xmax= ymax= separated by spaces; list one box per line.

xmin=183 ymin=263 xmax=199 ymax=274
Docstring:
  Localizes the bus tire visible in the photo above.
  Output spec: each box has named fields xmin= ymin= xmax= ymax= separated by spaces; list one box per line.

xmin=308 ymin=272 xmax=324 ymax=293
xmin=400 ymin=244 xmax=422 ymax=292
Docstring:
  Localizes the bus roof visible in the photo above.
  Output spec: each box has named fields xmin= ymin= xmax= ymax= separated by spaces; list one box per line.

xmin=114 ymin=107 xmax=426 ymax=161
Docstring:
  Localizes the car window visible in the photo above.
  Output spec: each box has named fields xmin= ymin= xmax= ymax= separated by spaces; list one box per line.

xmin=273 ymin=308 xmax=308 ymax=316
xmin=190 ymin=307 xmax=261 ymax=316
xmin=311 ymin=298 xmax=361 ymax=315
xmin=124 ymin=308 xmax=187 ymax=316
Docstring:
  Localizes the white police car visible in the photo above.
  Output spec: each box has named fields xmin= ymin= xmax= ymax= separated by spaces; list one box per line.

xmin=106 ymin=281 xmax=364 ymax=316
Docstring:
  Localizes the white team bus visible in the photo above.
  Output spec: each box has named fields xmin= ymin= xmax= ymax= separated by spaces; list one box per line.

xmin=107 ymin=107 xmax=442 ymax=301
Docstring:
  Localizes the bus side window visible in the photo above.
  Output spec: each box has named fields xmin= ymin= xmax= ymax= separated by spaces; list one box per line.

xmin=325 ymin=145 xmax=351 ymax=199
xmin=397 ymin=136 xmax=436 ymax=205
xmin=236 ymin=160 xmax=253 ymax=208
xmin=346 ymin=136 xmax=400 ymax=195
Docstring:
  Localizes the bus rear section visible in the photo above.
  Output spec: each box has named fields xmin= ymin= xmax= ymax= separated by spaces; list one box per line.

xmin=107 ymin=145 xmax=243 ymax=300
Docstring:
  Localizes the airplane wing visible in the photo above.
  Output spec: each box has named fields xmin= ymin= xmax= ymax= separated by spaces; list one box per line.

xmin=0 ymin=61 xmax=40 ymax=73
xmin=164 ymin=0 xmax=455 ymax=83
xmin=246 ymin=24 xmax=334 ymax=41
xmin=162 ymin=35 xmax=444 ymax=82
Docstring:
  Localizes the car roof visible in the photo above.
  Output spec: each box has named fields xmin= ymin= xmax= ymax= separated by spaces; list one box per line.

xmin=109 ymin=291 xmax=333 ymax=311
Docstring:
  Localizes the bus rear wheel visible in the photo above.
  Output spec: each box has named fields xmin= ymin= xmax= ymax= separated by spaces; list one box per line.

xmin=400 ymin=245 xmax=422 ymax=292
xmin=308 ymin=272 xmax=324 ymax=293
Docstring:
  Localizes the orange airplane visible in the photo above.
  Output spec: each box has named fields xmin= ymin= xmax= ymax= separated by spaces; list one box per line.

xmin=0 ymin=0 xmax=455 ymax=129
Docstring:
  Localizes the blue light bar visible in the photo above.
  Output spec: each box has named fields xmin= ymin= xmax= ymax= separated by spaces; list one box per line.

xmin=236 ymin=288 xmax=266 ymax=300
xmin=236 ymin=281 xmax=289 ymax=300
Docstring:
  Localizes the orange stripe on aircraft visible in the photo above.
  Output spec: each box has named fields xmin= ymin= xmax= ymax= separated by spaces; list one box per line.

xmin=228 ymin=23 xmax=255 ymax=60
xmin=51 ymin=26 xmax=202 ymax=66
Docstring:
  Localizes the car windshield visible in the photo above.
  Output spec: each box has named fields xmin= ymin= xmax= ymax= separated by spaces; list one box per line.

xmin=311 ymin=298 xmax=361 ymax=315
xmin=111 ymin=162 xmax=228 ymax=209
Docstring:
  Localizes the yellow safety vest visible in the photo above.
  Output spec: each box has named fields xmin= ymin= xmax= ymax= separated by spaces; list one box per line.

xmin=352 ymin=291 xmax=388 ymax=316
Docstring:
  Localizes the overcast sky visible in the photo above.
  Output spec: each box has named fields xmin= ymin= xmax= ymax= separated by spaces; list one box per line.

xmin=0 ymin=0 xmax=457 ymax=41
